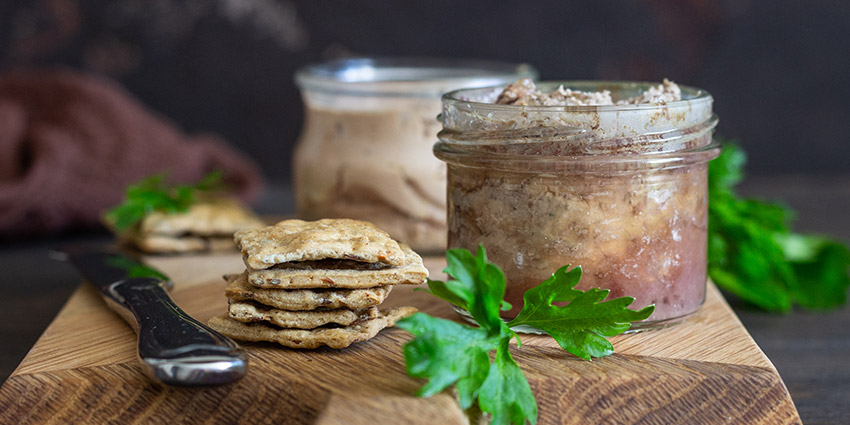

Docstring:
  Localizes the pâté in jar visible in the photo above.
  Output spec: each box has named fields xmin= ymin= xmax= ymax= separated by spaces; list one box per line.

xmin=434 ymin=79 xmax=719 ymax=328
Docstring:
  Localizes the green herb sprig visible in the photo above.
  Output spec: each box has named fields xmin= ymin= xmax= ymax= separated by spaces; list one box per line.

xmin=105 ymin=171 xmax=225 ymax=231
xmin=398 ymin=247 xmax=653 ymax=425
xmin=708 ymin=143 xmax=850 ymax=311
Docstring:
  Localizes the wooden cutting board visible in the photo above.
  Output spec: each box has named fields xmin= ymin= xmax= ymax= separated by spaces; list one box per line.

xmin=0 ymin=253 xmax=801 ymax=425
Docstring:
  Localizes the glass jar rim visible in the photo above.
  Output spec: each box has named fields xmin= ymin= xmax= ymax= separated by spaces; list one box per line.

xmin=436 ymin=79 xmax=719 ymax=172
xmin=441 ymin=80 xmax=713 ymax=112
xmin=295 ymin=57 xmax=537 ymax=97
xmin=434 ymin=139 xmax=721 ymax=173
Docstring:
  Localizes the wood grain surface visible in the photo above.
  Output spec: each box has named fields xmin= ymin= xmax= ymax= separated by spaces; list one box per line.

xmin=0 ymin=254 xmax=801 ymax=424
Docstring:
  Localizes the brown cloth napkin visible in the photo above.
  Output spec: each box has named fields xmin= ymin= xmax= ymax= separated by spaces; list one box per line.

xmin=0 ymin=70 xmax=264 ymax=238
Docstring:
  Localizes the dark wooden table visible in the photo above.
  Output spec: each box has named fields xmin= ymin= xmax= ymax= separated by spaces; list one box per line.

xmin=1 ymin=179 xmax=847 ymax=424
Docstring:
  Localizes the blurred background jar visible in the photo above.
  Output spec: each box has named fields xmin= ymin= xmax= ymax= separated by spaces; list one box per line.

xmin=293 ymin=58 xmax=536 ymax=253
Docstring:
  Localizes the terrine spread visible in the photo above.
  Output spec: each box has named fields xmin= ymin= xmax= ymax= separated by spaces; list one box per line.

xmin=435 ymin=80 xmax=719 ymax=326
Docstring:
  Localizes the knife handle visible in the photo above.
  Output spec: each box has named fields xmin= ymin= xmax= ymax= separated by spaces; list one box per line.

xmin=106 ymin=277 xmax=247 ymax=386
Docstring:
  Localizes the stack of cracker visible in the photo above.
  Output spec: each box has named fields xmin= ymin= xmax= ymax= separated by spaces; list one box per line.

xmin=208 ymin=218 xmax=424 ymax=349
xmin=115 ymin=198 xmax=265 ymax=254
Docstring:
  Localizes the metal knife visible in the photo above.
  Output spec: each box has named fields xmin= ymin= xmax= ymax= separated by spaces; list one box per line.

xmin=58 ymin=249 xmax=248 ymax=386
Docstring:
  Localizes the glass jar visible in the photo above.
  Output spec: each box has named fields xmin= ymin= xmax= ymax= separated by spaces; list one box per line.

xmin=293 ymin=58 xmax=536 ymax=253
xmin=434 ymin=81 xmax=719 ymax=328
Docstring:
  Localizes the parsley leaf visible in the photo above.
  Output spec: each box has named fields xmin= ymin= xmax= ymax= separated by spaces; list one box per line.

xmin=418 ymin=247 xmax=514 ymax=336
xmin=104 ymin=171 xmax=225 ymax=231
xmin=105 ymin=255 xmax=170 ymax=281
xmin=400 ymin=246 xmax=651 ymax=425
xmin=397 ymin=313 xmax=497 ymax=409
xmin=478 ymin=339 xmax=537 ymax=425
xmin=507 ymin=265 xmax=654 ymax=360
xmin=708 ymin=143 xmax=850 ymax=311
xmin=776 ymin=234 xmax=850 ymax=309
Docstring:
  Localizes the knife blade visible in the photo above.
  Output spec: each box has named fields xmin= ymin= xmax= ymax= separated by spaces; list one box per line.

xmin=60 ymin=249 xmax=247 ymax=386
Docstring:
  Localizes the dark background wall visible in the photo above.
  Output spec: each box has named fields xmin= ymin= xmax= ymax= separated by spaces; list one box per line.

xmin=2 ymin=0 xmax=849 ymax=183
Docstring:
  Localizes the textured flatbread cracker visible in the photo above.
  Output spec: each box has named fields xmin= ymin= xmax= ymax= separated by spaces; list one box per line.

xmin=234 ymin=218 xmax=405 ymax=270
xmin=246 ymin=243 xmax=428 ymax=289
xmin=124 ymin=198 xmax=264 ymax=253
xmin=225 ymin=272 xmax=392 ymax=311
xmin=130 ymin=235 xmax=235 ymax=253
xmin=228 ymin=302 xmax=378 ymax=329
xmin=208 ymin=307 xmax=417 ymax=349
xmin=140 ymin=198 xmax=264 ymax=237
